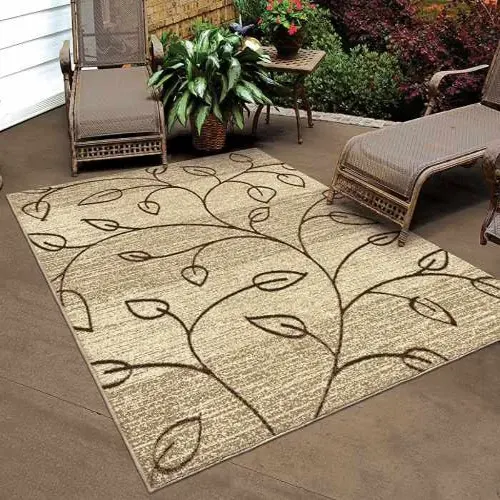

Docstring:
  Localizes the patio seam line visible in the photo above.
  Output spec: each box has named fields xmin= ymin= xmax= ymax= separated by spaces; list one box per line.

xmin=0 ymin=372 xmax=110 ymax=419
xmin=228 ymin=461 xmax=339 ymax=500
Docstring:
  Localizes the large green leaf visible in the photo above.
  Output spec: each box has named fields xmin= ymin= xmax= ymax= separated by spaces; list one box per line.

xmin=242 ymin=80 xmax=272 ymax=104
xmin=176 ymin=89 xmax=192 ymax=127
xmin=148 ymin=70 xmax=164 ymax=86
xmin=154 ymin=71 xmax=176 ymax=89
xmin=220 ymin=75 xmax=229 ymax=102
xmin=234 ymin=84 xmax=255 ymax=103
xmin=162 ymin=79 xmax=181 ymax=106
xmin=196 ymin=29 xmax=212 ymax=54
xmin=184 ymin=40 xmax=195 ymax=59
xmin=194 ymin=104 xmax=211 ymax=136
xmin=232 ymin=103 xmax=244 ymax=130
xmin=167 ymin=97 xmax=182 ymax=131
xmin=192 ymin=76 xmax=207 ymax=98
xmin=212 ymin=97 xmax=223 ymax=122
xmin=228 ymin=58 xmax=242 ymax=91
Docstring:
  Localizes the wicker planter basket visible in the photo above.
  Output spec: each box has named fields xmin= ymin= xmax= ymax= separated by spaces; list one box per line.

xmin=191 ymin=114 xmax=228 ymax=152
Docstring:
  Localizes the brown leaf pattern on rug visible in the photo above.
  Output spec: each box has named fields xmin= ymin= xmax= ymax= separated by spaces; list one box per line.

xmin=7 ymin=148 xmax=500 ymax=492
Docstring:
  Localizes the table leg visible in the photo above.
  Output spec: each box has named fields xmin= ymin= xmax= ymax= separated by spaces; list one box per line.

xmin=252 ymin=104 xmax=264 ymax=136
xmin=293 ymin=80 xmax=303 ymax=144
xmin=265 ymin=104 xmax=271 ymax=124
xmin=301 ymin=86 xmax=313 ymax=128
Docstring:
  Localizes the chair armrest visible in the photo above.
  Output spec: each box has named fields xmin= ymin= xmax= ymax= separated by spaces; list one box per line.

xmin=59 ymin=40 xmax=72 ymax=75
xmin=424 ymin=64 xmax=489 ymax=116
xmin=150 ymin=35 xmax=164 ymax=71
xmin=59 ymin=40 xmax=72 ymax=106
xmin=480 ymin=141 xmax=500 ymax=244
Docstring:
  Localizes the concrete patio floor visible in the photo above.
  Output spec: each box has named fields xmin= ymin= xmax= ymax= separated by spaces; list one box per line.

xmin=0 ymin=107 xmax=499 ymax=499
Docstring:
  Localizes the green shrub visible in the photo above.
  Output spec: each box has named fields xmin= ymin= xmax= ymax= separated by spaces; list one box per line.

xmin=233 ymin=0 xmax=267 ymax=25
xmin=272 ymin=9 xmax=403 ymax=119
xmin=305 ymin=46 xmax=402 ymax=119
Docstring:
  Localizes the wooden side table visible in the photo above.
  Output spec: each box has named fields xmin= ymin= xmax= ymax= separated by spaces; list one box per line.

xmin=252 ymin=47 xmax=326 ymax=144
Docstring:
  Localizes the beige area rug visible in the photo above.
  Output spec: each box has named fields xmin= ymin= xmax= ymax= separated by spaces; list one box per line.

xmin=8 ymin=148 xmax=500 ymax=492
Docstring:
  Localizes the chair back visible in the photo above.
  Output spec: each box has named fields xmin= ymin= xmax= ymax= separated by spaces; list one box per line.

xmin=482 ymin=43 xmax=500 ymax=110
xmin=72 ymin=0 xmax=147 ymax=68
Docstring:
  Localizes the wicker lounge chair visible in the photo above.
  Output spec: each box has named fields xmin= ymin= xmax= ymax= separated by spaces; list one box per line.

xmin=480 ymin=142 xmax=500 ymax=245
xmin=60 ymin=0 xmax=167 ymax=176
xmin=327 ymin=44 xmax=500 ymax=246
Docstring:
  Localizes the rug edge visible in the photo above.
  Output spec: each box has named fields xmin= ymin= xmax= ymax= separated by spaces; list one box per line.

xmin=6 ymin=154 xmax=499 ymax=494
xmin=6 ymin=194 xmax=157 ymax=494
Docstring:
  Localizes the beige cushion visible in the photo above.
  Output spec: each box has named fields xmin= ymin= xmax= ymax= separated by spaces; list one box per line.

xmin=75 ymin=66 xmax=160 ymax=140
xmin=341 ymin=104 xmax=500 ymax=198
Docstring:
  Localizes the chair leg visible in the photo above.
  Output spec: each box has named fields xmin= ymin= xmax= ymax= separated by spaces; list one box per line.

xmin=71 ymin=156 xmax=78 ymax=177
xmin=398 ymin=227 xmax=410 ymax=247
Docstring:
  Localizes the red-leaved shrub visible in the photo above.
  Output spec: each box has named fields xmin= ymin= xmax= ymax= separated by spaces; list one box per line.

xmin=321 ymin=0 xmax=499 ymax=118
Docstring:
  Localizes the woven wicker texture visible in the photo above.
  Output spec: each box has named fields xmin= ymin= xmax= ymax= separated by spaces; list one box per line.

xmin=74 ymin=66 xmax=160 ymax=139
xmin=76 ymin=0 xmax=146 ymax=67
xmin=191 ymin=115 xmax=227 ymax=152
xmin=482 ymin=43 xmax=500 ymax=110
xmin=485 ymin=211 xmax=500 ymax=240
xmin=341 ymin=104 xmax=500 ymax=198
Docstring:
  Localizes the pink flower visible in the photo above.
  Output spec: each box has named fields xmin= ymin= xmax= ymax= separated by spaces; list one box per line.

xmin=288 ymin=23 xmax=298 ymax=35
xmin=266 ymin=3 xmax=273 ymax=10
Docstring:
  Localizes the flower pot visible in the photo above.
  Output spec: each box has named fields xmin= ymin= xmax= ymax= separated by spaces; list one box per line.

xmin=271 ymin=26 xmax=305 ymax=59
xmin=191 ymin=114 xmax=227 ymax=152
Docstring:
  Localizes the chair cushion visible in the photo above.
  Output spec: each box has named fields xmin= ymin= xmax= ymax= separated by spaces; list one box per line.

xmin=340 ymin=104 xmax=500 ymax=198
xmin=75 ymin=66 xmax=160 ymax=140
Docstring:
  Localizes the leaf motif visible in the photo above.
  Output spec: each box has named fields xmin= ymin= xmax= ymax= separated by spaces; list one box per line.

xmin=82 ymin=218 xmax=120 ymax=231
xmin=249 ymin=207 xmax=270 ymax=223
xmin=368 ymin=232 xmax=399 ymax=246
xmin=125 ymin=299 xmax=170 ymax=320
xmin=246 ymin=314 xmax=309 ymax=338
xmin=146 ymin=165 xmax=168 ymax=175
xmin=229 ymin=152 xmax=253 ymax=163
xmin=138 ymin=200 xmax=160 ymax=215
xmin=181 ymin=266 xmax=208 ymax=287
xmin=247 ymin=186 xmax=277 ymax=204
xmin=183 ymin=166 xmax=216 ymax=177
xmin=277 ymin=173 xmax=305 ymax=187
xmin=152 ymin=416 xmax=202 ymax=474
xmin=281 ymin=163 xmax=296 ymax=171
xmin=409 ymin=296 xmax=457 ymax=326
xmin=91 ymin=360 xmax=133 ymax=389
xmin=60 ymin=289 xmax=93 ymax=332
xmin=29 ymin=233 xmax=67 ymax=252
xmin=471 ymin=276 xmax=500 ymax=299
xmin=418 ymin=249 xmax=449 ymax=271
xmin=253 ymin=270 xmax=307 ymax=291
xmin=78 ymin=189 xmax=123 ymax=206
xmin=403 ymin=348 xmax=448 ymax=372
xmin=329 ymin=211 xmax=377 ymax=225
xmin=22 ymin=201 xmax=51 ymax=221
xmin=118 ymin=251 xmax=154 ymax=262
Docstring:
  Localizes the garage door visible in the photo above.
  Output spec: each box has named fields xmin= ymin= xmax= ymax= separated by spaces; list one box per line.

xmin=0 ymin=1 xmax=72 ymax=131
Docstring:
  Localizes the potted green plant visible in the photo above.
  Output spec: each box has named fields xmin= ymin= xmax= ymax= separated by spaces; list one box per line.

xmin=149 ymin=28 xmax=275 ymax=152
xmin=259 ymin=0 xmax=317 ymax=58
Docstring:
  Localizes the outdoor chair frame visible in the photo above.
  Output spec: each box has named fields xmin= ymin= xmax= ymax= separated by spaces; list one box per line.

xmin=327 ymin=44 xmax=500 ymax=247
xmin=60 ymin=0 xmax=167 ymax=176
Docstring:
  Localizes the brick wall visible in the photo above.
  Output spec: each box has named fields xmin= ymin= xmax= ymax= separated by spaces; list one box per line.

xmin=146 ymin=0 xmax=235 ymax=37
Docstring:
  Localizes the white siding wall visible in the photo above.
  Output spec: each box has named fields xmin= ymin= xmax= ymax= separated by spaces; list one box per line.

xmin=0 ymin=1 xmax=72 ymax=131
